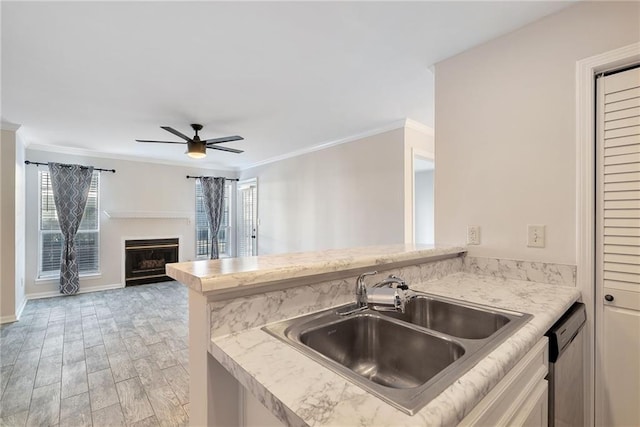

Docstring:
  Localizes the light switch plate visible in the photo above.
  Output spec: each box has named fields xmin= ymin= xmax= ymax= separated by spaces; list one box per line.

xmin=467 ymin=225 xmax=480 ymax=245
xmin=527 ymin=224 xmax=545 ymax=248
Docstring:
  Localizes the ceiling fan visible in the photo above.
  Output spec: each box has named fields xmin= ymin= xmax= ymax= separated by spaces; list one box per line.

xmin=136 ymin=124 xmax=244 ymax=159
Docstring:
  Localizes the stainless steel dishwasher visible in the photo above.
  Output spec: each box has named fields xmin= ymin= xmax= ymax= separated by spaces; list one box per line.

xmin=545 ymin=302 xmax=586 ymax=427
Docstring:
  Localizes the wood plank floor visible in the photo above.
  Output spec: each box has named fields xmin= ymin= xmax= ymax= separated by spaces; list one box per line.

xmin=0 ymin=281 xmax=189 ymax=427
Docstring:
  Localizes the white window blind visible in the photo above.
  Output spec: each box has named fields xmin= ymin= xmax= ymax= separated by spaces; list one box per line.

xmin=600 ymin=67 xmax=640 ymax=293
xmin=195 ymin=181 xmax=232 ymax=258
xmin=39 ymin=170 xmax=100 ymax=278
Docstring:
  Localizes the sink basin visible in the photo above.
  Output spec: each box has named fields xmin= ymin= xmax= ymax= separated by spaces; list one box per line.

xmin=300 ymin=314 xmax=465 ymax=389
xmin=380 ymin=295 xmax=510 ymax=339
xmin=263 ymin=293 xmax=531 ymax=415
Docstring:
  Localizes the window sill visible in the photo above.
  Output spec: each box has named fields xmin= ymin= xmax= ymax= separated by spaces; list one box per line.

xmin=36 ymin=272 xmax=102 ymax=284
xmin=196 ymin=255 xmax=232 ymax=260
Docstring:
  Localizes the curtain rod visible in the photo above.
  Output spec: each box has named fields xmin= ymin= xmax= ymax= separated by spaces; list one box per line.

xmin=25 ymin=160 xmax=116 ymax=173
xmin=186 ymin=175 xmax=239 ymax=181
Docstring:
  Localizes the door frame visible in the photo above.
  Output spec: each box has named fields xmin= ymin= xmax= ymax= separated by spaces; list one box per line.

xmin=237 ymin=177 xmax=258 ymax=256
xmin=576 ymin=41 xmax=640 ymax=427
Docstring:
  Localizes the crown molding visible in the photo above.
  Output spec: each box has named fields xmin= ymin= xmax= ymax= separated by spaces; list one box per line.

xmin=404 ymin=118 xmax=434 ymax=136
xmin=26 ymin=143 xmax=238 ymax=172
xmin=241 ymin=118 xmax=432 ymax=171
xmin=23 ymin=118 xmax=433 ymax=173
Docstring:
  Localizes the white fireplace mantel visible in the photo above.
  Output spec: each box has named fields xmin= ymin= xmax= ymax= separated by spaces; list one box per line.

xmin=104 ymin=210 xmax=192 ymax=221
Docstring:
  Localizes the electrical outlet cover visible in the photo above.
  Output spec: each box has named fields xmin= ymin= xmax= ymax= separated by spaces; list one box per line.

xmin=527 ymin=224 xmax=545 ymax=248
xmin=467 ymin=225 xmax=480 ymax=245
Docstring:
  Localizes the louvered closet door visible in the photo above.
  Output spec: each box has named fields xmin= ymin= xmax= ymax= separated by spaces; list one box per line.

xmin=596 ymin=65 xmax=640 ymax=427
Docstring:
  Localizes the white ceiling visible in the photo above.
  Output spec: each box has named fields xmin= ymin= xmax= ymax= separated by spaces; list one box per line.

xmin=2 ymin=1 xmax=574 ymax=170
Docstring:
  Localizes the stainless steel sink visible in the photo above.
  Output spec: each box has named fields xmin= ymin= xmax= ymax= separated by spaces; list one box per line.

xmin=300 ymin=314 xmax=465 ymax=389
xmin=263 ymin=293 xmax=531 ymax=415
xmin=380 ymin=295 xmax=511 ymax=339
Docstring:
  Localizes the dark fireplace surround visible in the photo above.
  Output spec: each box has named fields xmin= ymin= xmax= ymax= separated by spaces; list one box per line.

xmin=125 ymin=238 xmax=178 ymax=286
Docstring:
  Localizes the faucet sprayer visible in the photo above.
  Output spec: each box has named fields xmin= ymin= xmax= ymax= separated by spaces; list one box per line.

xmin=340 ymin=272 xmax=411 ymax=316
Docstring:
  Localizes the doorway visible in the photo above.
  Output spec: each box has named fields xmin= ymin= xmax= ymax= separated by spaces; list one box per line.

xmin=577 ymin=42 xmax=640 ymax=427
xmin=594 ymin=64 xmax=640 ymax=427
xmin=414 ymin=157 xmax=434 ymax=244
xmin=237 ymin=179 xmax=258 ymax=257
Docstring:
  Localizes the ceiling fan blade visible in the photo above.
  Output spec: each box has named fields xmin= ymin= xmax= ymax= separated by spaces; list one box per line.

xmin=203 ymin=135 xmax=244 ymax=145
xmin=208 ymin=146 xmax=244 ymax=154
xmin=161 ymin=126 xmax=192 ymax=141
xmin=136 ymin=140 xmax=187 ymax=144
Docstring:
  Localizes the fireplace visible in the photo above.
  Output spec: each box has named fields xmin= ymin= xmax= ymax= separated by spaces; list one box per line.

xmin=125 ymin=238 xmax=179 ymax=286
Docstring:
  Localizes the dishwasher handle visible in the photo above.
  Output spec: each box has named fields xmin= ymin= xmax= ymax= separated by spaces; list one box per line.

xmin=546 ymin=302 xmax=586 ymax=363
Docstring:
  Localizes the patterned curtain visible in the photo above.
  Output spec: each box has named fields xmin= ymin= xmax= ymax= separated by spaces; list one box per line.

xmin=48 ymin=163 xmax=94 ymax=295
xmin=198 ymin=177 xmax=225 ymax=259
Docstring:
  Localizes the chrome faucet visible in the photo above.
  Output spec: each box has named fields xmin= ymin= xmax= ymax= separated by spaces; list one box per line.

xmin=366 ymin=274 xmax=411 ymax=313
xmin=355 ymin=271 xmax=378 ymax=308
xmin=372 ymin=274 xmax=408 ymax=290
xmin=340 ymin=271 xmax=410 ymax=316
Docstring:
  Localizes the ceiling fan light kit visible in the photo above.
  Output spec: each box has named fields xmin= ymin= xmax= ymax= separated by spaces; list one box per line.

xmin=136 ymin=123 xmax=244 ymax=159
xmin=187 ymin=140 xmax=207 ymax=158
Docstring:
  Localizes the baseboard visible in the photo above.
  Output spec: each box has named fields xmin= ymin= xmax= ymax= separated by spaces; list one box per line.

xmin=26 ymin=282 xmax=124 ymax=300
xmin=0 ymin=314 xmax=18 ymax=324
xmin=15 ymin=297 xmax=27 ymax=320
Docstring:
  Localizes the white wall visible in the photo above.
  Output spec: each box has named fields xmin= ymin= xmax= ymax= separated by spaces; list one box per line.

xmin=240 ymin=129 xmax=406 ymax=255
xmin=434 ymin=1 xmax=640 ymax=264
xmin=24 ymin=149 xmax=235 ymax=297
xmin=415 ymin=169 xmax=434 ymax=244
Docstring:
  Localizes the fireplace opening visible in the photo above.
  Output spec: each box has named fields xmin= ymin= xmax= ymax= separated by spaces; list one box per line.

xmin=125 ymin=238 xmax=179 ymax=286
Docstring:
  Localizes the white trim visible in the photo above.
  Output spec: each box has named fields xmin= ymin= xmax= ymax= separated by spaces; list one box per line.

xmin=242 ymin=118 xmax=433 ymax=170
xmin=15 ymin=297 xmax=27 ymax=321
xmin=26 ymin=143 xmax=238 ymax=172
xmin=26 ymin=282 xmax=124 ymax=300
xmin=104 ymin=210 xmax=192 ymax=221
xmin=576 ymin=41 xmax=640 ymax=427
xmin=405 ymin=118 xmax=434 ymax=136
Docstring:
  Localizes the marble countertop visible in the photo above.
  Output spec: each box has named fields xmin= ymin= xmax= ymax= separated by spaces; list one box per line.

xmin=209 ymin=272 xmax=581 ymax=427
xmin=166 ymin=245 xmax=465 ymax=297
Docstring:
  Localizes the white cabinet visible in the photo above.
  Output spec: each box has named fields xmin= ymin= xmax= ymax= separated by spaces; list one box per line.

xmin=460 ymin=337 xmax=549 ymax=427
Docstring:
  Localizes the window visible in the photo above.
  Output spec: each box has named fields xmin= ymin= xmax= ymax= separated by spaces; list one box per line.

xmin=195 ymin=181 xmax=233 ymax=258
xmin=39 ymin=171 xmax=100 ymax=278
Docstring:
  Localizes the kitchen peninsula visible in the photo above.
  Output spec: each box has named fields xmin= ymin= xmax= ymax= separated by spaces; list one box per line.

xmin=166 ymin=245 xmax=580 ymax=426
